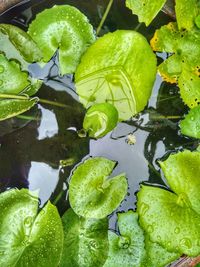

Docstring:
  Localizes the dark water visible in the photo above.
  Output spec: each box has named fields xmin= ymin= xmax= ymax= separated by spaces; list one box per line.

xmin=0 ymin=0 xmax=198 ymax=228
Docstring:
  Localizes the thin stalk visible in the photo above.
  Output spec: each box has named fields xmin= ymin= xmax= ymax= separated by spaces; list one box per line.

xmin=150 ymin=115 xmax=183 ymax=120
xmin=96 ymin=0 xmax=114 ymax=35
xmin=0 ymin=93 xmax=29 ymax=100
xmin=39 ymin=98 xmax=69 ymax=108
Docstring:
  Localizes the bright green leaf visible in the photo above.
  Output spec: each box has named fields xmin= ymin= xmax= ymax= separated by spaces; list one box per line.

xmin=69 ymin=157 xmax=128 ymax=219
xmin=0 ymin=189 xmax=63 ymax=267
xmin=0 ymin=97 xmax=38 ymax=121
xmin=60 ymin=209 xmax=108 ymax=267
xmin=28 ymin=5 xmax=95 ymax=75
xmin=75 ymin=30 xmax=157 ymax=121
xmin=104 ymin=211 xmax=146 ymax=267
xmin=83 ymin=103 xmax=119 ymax=138
xmin=125 ymin=0 xmax=166 ymax=26
xmin=180 ymin=105 xmax=200 ymax=139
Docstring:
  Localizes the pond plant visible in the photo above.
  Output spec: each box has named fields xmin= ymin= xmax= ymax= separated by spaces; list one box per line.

xmin=0 ymin=0 xmax=199 ymax=266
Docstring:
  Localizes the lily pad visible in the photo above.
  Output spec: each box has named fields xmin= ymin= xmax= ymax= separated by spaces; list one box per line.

xmin=151 ymin=22 xmax=200 ymax=108
xmin=83 ymin=103 xmax=119 ymax=138
xmin=28 ymin=5 xmax=95 ymax=75
xmin=75 ymin=30 xmax=157 ymax=121
xmin=104 ymin=211 xmax=146 ymax=267
xmin=69 ymin=157 xmax=128 ymax=219
xmin=138 ymin=150 xmax=200 ymax=256
xmin=0 ymin=189 xmax=63 ymax=267
xmin=60 ymin=209 xmax=108 ymax=267
xmin=125 ymin=0 xmax=166 ymax=26
xmin=0 ymin=97 xmax=38 ymax=121
xmin=180 ymin=105 xmax=200 ymax=139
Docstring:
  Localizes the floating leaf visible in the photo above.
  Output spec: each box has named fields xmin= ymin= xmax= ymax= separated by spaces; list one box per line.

xmin=0 ymin=97 xmax=38 ymax=121
xmin=69 ymin=157 xmax=128 ymax=219
xmin=83 ymin=103 xmax=119 ymax=138
xmin=75 ymin=30 xmax=157 ymax=121
xmin=0 ymin=189 xmax=63 ymax=267
xmin=180 ymin=105 xmax=200 ymax=139
xmin=151 ymin=22 xmax=200 ymax=108
xmin=28 ymin=5 xmax=95 ymax=75
xmin=125 ymin=0 xmax=166 ymax=26
xmin=60 ymin=209 xmax=108 ymax=267
xmin=138 ymin=150 xmax=200 ymax=256
xmin=104 ymin=211 xmax=146 ymax=267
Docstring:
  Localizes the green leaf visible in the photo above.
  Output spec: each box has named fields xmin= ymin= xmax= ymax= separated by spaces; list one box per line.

xmin=175 ymin=0 xmax=199 ymax=30
xmin=69 ymin=157 xmax=128 ymax=219
xmin=28 ymin=5 xmax=95 ymax=75
xmin=60 ymin=209 xmax=108 ymax=267
xmin=104 ymin=211 xmax=146 ymax=267
xmin=125 ymin=0 xmax=166 ymax=26
xmin=151 ymin=22 xmax=200 ymax=108
xmin=180 ymin=105 xmax=200 ymax=139
xmin=83 ymin=103 xmax=119 ymax=138
xmin=0 ymin=97 xmax=38 ymax=121
xmin=0 ymin=53 xmax=29 ymax=95
xmin=0 ymin=189 xmax=63 ymax=267
xmin=75 ymin=30 xmax=157 ymax=121
xmin=138 ymin=150 xmax=200 ymax=257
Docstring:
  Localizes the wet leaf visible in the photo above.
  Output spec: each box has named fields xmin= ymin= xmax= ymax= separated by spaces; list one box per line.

xmin=0 ymin=97 xmax=38 ymax=121
xmin=75 ymin=30 xmax=157 ymax=121
xmin=83 ymin=103 xmax=119 ymax=138
xmin=180 ymin=105 xmax=200 ymax=139
xmin=125 ymin=0 xmax=166 ymax=26
xmin=0 ymin=189 xmax=63 ymax=267
xmin=60 ymin=209 xmax=108 ymax=267
xmin=28 ymin=5 xmax=95 ymax=75
xmin=104 ymin=211 xmax=146 ymax=267
xmin=151 ymin=22 xmax=200 ymax=108
xmin=69 ymin=157 xmax=128 ymax=219
xmin=138 ymin=150 xmax=200 ymax=257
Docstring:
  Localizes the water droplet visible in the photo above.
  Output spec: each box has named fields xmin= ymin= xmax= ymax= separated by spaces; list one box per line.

xmin=147 ymin=224 xmax=154 ymax=233
xmin=0 ymin=65 xmax=4 ymax=73
xmin=118 ymin=236 xmax=130 ymax=249
xmin=174 ymin=227 xmax=180 ymax=234
xmin=139 ymin=203 xmax=149 ymax=216
xmin=0 ymin=80 xmax=3 ymax=86
xmin=180 ymin=238 xmax=192 ymax=249
xmin=191 ymin=116 xmax=194 ymax=121
xmin=24 ymin=216 xmax=33 ymax=227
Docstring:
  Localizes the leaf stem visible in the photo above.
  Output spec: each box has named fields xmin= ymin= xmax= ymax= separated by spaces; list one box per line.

xmin=96 ymin=0 xmax=114 ymax=35
xmin=39 ymin=98 xmax=69 ymax=108
xmin=0 ymin=93 xmax=29 ymax=100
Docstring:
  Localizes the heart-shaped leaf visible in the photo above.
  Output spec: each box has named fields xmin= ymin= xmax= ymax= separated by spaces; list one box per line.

xmin=0 ymin=189 xmax=63 ymax=266
xmin=69 ymin=157 xmax=128 ymax=219
xmin=151 ymin=22 xmax=200 ymax=108
xmin=75 ymin=30 xmax=157 ymax=121
xmin=125 ymin=0 xmax=166 ymax=26
xmin=83 ymin=103 xmax=119 ymax=138
xmin=180 ymin=105 xmax=200 ymax=139
xmin=104 ymin=211 xmax=146 ymax=267
xmin=138 ymin=150 xmax=200 ymax=256
xmin=28 ymin=5 xmax=95 ymax=75
xmin=60 ymin=209 xmax=108 ymax=267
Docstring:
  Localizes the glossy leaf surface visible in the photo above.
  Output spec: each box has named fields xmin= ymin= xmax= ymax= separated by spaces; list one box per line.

xmin=180 ymin=105 xmax=200 ymax=139
xmin=83 ymin=103 xmax=119 ymax=138
xmin=28 ymin=5 xmax=95 ymax=75
xmin=61 ymin=209 xmax=108 ymax=267
xmin=125 ymin=0 xmax=166 ymax=26
xmin=75 ymin=30 xmax=157 ymax=121
xmin=0 ymin=189 xmax=63 ymax=267
xmin=69 ymin=157 xmax=128 ymax=219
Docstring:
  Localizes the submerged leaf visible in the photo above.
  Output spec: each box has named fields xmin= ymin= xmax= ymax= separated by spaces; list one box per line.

xmin=138 ymin=150 xmax=200 ymax=256
xmin=125 ymin=0 xmax=166 ymax=26
xmin=104 ymin=211 xmax=146 ymax=267
xmin=0 ymin=189 xmax=63 ymax=267
xmin=28 ymin=5 xmax=95 ymax=75
xmin=69 ymin=157 xmax=128 ymax=219
xmin=83 ymin=103 xmax=119 ymax=138
xmin=61 ymin=209 xmax=108 ymax=267
xmin=180 ymin=105 xmax=200 ymax=139
xmin=75 ymin=30 xmax=157 ymax=121
xmin=0 ymin=98 xmax=38 ymax=121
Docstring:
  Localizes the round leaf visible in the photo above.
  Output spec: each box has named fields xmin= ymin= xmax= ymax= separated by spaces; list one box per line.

xmin=180 ymin=105 xmax=200 ymax=139
xmin=28 ymin=5 xmax=95 ymax=75
xmin=75 ymin=30 xmax=157 ymax=121
xmin=60 ymin=209 xmax=108 ymax=267
xmin=83 ymin=103 xmax=119 ymax=138
xmin=69 ymin=157 xmax=128 ymax=219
